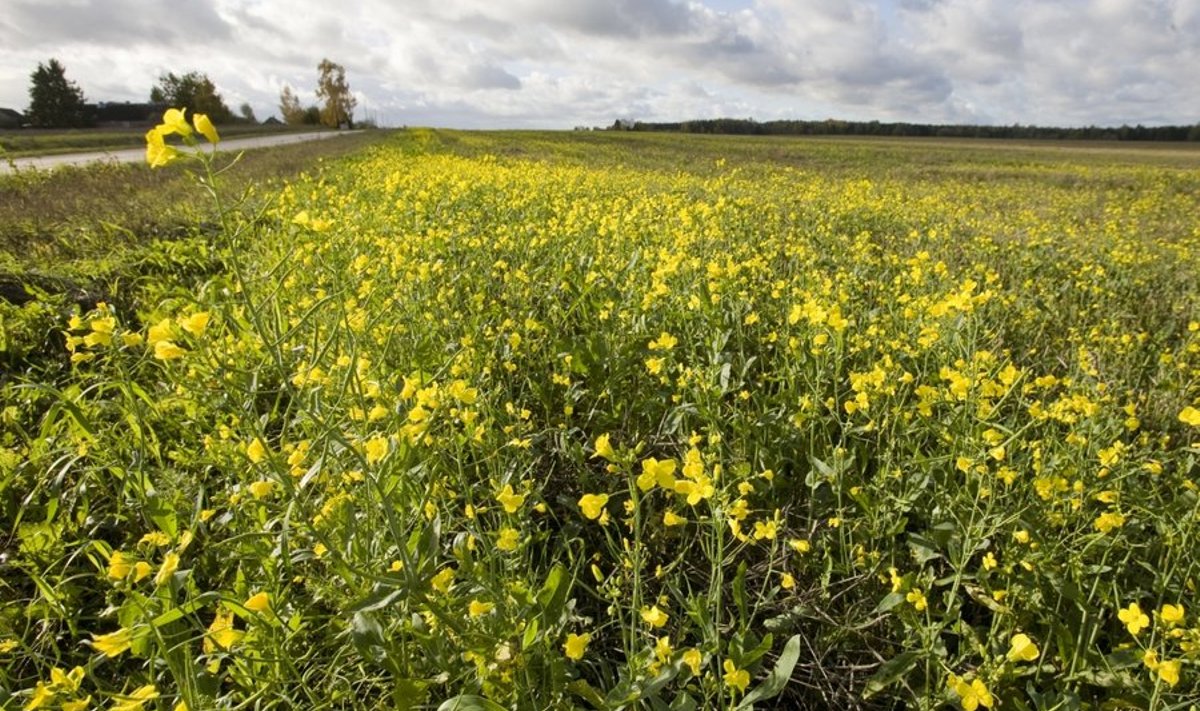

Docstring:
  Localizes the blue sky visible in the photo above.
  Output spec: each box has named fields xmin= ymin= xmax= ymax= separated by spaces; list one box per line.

xmin=1 ymin=0 xmax=1196 ymax=129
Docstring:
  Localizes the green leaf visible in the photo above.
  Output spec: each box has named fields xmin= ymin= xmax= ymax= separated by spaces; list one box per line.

xmin=537 ymin=563 xmax=570 ymax=626
xmin=350 ymin=611 xmax=386 ymax=663
xmin=862 ymin=651 xmax=919 ymax=699
xmin=737 ymin=634 xmax=802 ymax=709
xmin=874 ymin=591 xmax=907 ymax=613
xmin=436 ymin=695 xmax=508 ymax=711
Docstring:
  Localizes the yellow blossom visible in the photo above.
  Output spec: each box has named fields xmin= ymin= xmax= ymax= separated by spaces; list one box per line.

xmin=1007 ymin=633 xmax=1039 ymax=662
xmin=91 ymin=627 xmax=135 ymax=657
xmin=1155 ymin=659 xmax=1181 ymax=687
xmin=245 ymin=592 xmax=271 ymax=613
xmin=593 ymin=433 xmax=615 ymax=460
xmin=563 ymin=632 xmax=590 ymax=660
xmin=246 ymin=438 xmax=268 ymax=464
xmin=496 ymin=527 xmax=520 ymax=551
xmin=154 ymin=551 xmax=180 ymax=587
xmin=682 ymin=648 xmax=703 ymax=676
xmin=1179 ymin=406 xmax=1200 ymax=427
xmin=468 ymin=600 xmax=494 ymax=617
xmin=107 ymin=551 xmax=133 ymax=580
xmin=193 ymin=113 xmax=219 ymax=144
xmin=663 ymin=511 xmax=686 ymax=527
xmin=430 ymin=567 xmax=455 ymax=593
xmin=578 ymin=493 xmax=609 ymax=520
xmin=205 ymin=608 xmax=244 ymax=651
xmin=496 ymin=484 xmax=526 ymax=513
xmin=640 ymin=605 xmax=669 ymax=628
xmin=1118 ymin=602 xmax=1149 ymax=635
xmin=248 ymin=480 xmax=275 ymax=499
xmin=178 ymin=311 xmax=210 ymax=336
xmin=722 ymin=659 xmax=750 ymax=693
xmin=906 ymin=589 xmax=927 ymax=611
xmin=153 ymin=340 xmax=187 ymax=360
xmin=948 ymin=674 xmax=993 ymax=711
xmin=111 ymin=684 xmax=158 ymax=711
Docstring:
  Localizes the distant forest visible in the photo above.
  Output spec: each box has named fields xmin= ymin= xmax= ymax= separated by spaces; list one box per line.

xmin=623 ymin=118 xmax=1200 ymax=142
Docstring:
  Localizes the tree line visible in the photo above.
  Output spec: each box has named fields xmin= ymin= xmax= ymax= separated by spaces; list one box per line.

xmin=623 ymin=118 xmax=1200 ymax=142
xmin=19 ymin=58 xmax=356 ymax=130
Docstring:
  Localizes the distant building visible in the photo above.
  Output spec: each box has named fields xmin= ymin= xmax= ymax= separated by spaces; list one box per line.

xmin=0 ymin=108 xmax=24 ymax=129
xmin=88 ymin=102 xmax=167 ymax=128
xmin=262 ymin=116 xmax=283 ymax=126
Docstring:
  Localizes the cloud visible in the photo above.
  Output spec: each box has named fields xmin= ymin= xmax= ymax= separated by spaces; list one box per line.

xmin=0 ymin=0 xmax=1195 ymax=128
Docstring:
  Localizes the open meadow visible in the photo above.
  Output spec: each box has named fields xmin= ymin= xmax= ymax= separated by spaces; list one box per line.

xmin=2 ymin=129 xmax=1199 ymax=710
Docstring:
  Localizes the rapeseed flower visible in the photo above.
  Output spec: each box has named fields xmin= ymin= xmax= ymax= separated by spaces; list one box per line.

xmin=722 ymin=659 xmax=750 ymax=693
xmin=563 ymin=632 xmax=590 ymax=660
xmin=1007 ymin=633 xmax=1039 ymax=662
xmin=1118 ymin=602 xmax=1149 ymax=635
xmin=578 ymin=493 xmax=609 ymax=520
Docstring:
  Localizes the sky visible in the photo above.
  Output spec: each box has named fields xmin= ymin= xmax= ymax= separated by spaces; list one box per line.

xmin=1 ymin=0 xmax=1197 ymax=129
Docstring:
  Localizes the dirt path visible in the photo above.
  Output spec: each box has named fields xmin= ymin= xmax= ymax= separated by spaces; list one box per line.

xmin=2 ymin=131 xmax=361 ymax=173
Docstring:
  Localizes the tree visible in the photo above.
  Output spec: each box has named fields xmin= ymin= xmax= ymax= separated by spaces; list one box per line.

xmin=238 ymin=102 xmax=257 ymax=124
xmin=316 ymin=59 xmax=356 ymax=128
xmin=27 ymin=59 xmax=89 ymax=128
xmin=150 ymin=71 xmax=233 ymax=123
xmin=279 ymin=85 xmax=306 ymax=125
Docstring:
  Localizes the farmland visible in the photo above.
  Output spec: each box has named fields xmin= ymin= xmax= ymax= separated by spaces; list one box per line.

xmin=2 ymin=128 xmax=1199 ymax=710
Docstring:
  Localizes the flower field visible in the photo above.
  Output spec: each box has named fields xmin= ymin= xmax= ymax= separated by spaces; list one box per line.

xmin=2 ymin=126 xmax=1199 ymax=710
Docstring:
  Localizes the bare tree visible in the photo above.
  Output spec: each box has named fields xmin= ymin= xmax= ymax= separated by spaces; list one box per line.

xmin=316 ymin=59 xmax=356 ymax=128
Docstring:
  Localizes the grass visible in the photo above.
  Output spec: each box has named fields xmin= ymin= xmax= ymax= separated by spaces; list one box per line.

xmin=1 ymin=128 xmax=1198 ymax=710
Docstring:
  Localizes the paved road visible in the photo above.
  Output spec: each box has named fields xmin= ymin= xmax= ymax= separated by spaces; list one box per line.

xmin=2 ymin=131 xmax=361 ymax=173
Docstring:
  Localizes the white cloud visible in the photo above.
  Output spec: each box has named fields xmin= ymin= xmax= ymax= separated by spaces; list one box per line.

xmin=0 ymin=0 xmax=1195 ymax=128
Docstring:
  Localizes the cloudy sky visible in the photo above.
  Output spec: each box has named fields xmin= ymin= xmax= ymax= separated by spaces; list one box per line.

xmin=1 ymin=0 xmax=1197 ymax=128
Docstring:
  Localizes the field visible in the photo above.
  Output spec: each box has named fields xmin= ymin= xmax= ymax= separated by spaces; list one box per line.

xmin=1 ymin=129 xmax=1199 ymax=710
xmin=0 ymin=124 xmax=333 ymax=159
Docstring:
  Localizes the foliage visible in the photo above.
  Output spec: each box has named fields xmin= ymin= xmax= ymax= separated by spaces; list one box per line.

xmin=26 ymin=59 xmax=89 ymax=129
xmin=316 ymin=59 xmax=356 ymax=128
xmin=150 ymin=72 xmax=233 ymax=124
xmin=1 ymin=127 xmax=1199 ymax=710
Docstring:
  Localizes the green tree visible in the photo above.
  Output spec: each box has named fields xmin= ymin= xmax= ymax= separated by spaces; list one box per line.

xmin=316 ymin=59 xmax=356 ymax=128
xmin=27 ymin=59 xmax=89 ymax=128
xmin=278 ymin=85 xmax=306 ymax=125
xmin=151 ymin=71 xmax=233 ymax=123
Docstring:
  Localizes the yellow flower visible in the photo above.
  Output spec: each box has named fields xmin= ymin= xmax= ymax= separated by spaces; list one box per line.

xmin=906 ymin=589 xmax=927 ymax=611
xmin=244 ymin=592 xmax=271 ymax=613
xmin=91 ymin=627 xmax=135 ymax=657
xmin=982 ymin=552 xmax=997 ymax=571
xmin=682 ymin=648 xmax=703 ymax=676
xmin=637 ymin=457 xmax=677 ymax=491
xmin=789 ymin=538 xmax=811 ymax=553
xmin=153 ymin=340 xmax=187 ymax=360
xmin=146 ymin=318 xmax=174 ymax=344
xmin=205 ymin=608 xmax=244 ymax=651
xmin=1007 ymin=633 xmax=1039 ymax=662
xmin=160 ymin=108 xmax=192 ymax=137
xmin=111 ymin=684 xmax=158 ymax=711
xmin=468 ymin=600 xmax=494 ymax=617
xmin=154 ymin=551 xmax=180 ymax=587
xmin=752 ymin=519 xmax=778 ymax=540
xmin=1179 ymin=406 xmax=1200 ymax=426
xmin=948 ymin=674 xmax=993 ymax=711
xmin=722 ymin=659 xmax=750 ymax=693
xmin=247 ymin=438 xmax=268 ymax=464
xmin=248 ymin=480 xmax=275 ymax=499
xmin=655 ymin=635 xmax=673 ymax=662
xmin=132 ymin=561 xmax=153 ymax=582
xmin=364 ymin=436 xmax=389 ymax=464
xmin=49 ymin=665 xmax=84 ymax=693
xmin=144 ymin=126 xmax=178 ymax=168
xmin=780 ymin=572 xmax=796 ymax=589
xmin=1093 ymin=511 xmax=1125 ymax=534
xmin=578 ymin=493 xmax=609 ymax=520
xmin=107 ymin=550 xmax=133 ymax=580
xmin=430 ymin=567 xmax=455 ymax=593
xmin=593 ymin=433 xmax=615 ymax=460
xmin=1118 ymin=602 xmax=1150 ymax=635
xmin=24 ymin=681 xmax=55 ymax=710
xmin=61 ymin=698 xmax=91 ymax=711
xmin=178 ymin=311 xmax=210 ymax=336
xmin=496 ymin=484 xmax=526 ymax=514
xmin=193 ymin=113 xmax=219 ymax=144
xmin=563 ymin=632 xmax=590 ymax=661
xmin=663 ymin=511 xmax=686 ymax=527
xmin=640 ymin=605 xmax=669 ymax=628
xmin=1159 ymin=603 xmax=1185 ymax=626
xmin=1155 ymin=659 xmax=1181 ymax=687
xmin=496 ymin=527 xmax=520 ymax=551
